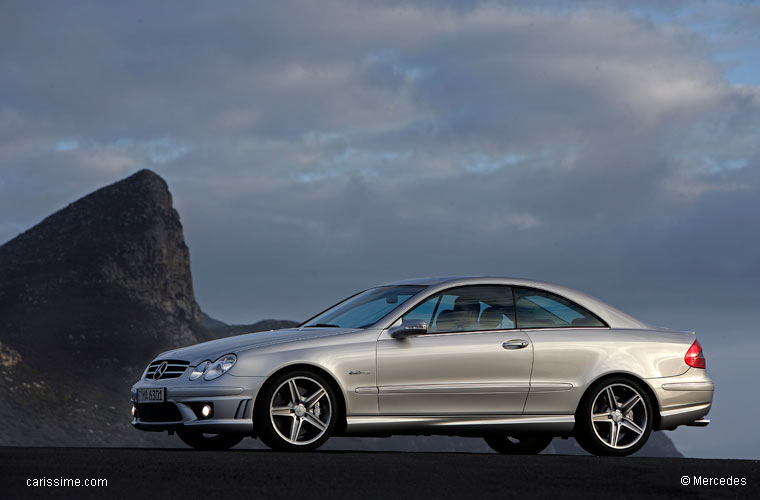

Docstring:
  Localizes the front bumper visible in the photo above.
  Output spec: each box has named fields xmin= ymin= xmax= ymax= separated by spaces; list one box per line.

xmin=648 ymin=368 xmax=714 ymax=430
xmin=130 ymin=376 xmax=266 ymax=434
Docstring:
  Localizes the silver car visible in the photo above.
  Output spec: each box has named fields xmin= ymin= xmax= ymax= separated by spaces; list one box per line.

xmin=131 ymin=277 xmax=713 ymax=456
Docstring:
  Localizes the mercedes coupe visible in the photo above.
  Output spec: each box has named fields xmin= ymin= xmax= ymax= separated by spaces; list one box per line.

xmin=131 ymin=277 xmax=713 ymax=456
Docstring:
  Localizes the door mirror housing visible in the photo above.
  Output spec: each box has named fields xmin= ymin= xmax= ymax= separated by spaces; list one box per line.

xmin=389 ymin=319 xmax=428 ymax=339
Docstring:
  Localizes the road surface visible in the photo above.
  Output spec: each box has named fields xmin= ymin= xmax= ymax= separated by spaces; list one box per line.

xmin=1 ymin=447 xmax=757 ymax=499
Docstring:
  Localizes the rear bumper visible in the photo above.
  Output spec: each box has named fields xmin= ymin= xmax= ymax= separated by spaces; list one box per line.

xmin=648 ymin=368 xmax=714 ymax=430
xmin=130 ymin=376 xmax=266 ymax=434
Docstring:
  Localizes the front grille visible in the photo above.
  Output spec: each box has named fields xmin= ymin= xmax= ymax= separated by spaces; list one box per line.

xmin=135 ymin=402 xmax=182 ymax=422
xmin=144 ymin=359 xmax=190 ymax=380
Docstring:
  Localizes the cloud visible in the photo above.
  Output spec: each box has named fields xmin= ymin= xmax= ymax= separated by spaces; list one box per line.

xmin=1 ymin=0 xmax=757 ymax=301
xmin=1 ymin=0 xmax=757 ymax=291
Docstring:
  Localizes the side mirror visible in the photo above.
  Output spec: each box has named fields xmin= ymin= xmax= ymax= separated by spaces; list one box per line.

xmin=389 ymin=319 xmax=428 ymax=339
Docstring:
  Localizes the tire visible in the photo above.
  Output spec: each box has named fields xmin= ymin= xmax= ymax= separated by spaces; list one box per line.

xmin=177 ymin=431 xmax=244 ymax=450
xmin=575 ymin=377 xmax=653 ymax=456
xmin=484 ymin=434 xmax=553 ymax=455
xmin=254 ymin=369 xmax=338 ymax=451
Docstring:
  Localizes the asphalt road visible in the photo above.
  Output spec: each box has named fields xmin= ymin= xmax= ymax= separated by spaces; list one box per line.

xmin=1 ymin=447 xmax=757 ymax=499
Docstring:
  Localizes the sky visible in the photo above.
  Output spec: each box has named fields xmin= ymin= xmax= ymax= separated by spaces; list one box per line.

xmin=1 ymin=0 xmax=759 ymax=459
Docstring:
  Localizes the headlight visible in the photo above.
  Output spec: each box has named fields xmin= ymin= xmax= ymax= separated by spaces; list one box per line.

xmin=189 ymin=360 xmax=211 ymax=380
xmin=203 ymin=354 xmax=237 ymax=381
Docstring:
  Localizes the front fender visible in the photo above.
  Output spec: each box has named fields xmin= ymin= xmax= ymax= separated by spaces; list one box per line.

xmin=229 ymin=335 xmax=380 ymax=416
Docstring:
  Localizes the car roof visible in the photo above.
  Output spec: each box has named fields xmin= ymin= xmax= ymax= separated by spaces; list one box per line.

xmin=382 ymin=275 xmax=556 ymax=288
xmin=382 ymin=276 xmax=486 ymax=286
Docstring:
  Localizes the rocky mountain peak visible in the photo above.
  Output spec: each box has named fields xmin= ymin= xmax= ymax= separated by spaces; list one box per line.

xmin=0 ymin=169 xmax=204 ymax=381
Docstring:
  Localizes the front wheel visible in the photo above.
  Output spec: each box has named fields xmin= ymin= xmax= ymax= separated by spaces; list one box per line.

xmin=255 ymin=370 xmax=337 ymax=451
xmin=575 ymin=377 xmax=653 ymax=456
xmin=484 ymin=434 xmax=553 ymax=454
xmin=177 ymin=431 xmax=244 ymax=450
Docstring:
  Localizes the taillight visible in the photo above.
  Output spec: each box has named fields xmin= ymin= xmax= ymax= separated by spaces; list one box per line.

xmin=685 ymin=339 xmax=706 ymax=369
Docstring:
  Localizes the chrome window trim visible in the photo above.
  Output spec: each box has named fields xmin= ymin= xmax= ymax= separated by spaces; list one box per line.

xmin=376 ymin=280 xmax=614 ymax=331
xmin=517 ymin=326 xmax=611 ymax=332
xmin=380 ymin=327 xmax=522 ymax=340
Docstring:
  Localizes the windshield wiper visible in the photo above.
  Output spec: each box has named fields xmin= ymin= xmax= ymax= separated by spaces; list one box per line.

xmin=305 ymin=323 xmax=340 ymax=328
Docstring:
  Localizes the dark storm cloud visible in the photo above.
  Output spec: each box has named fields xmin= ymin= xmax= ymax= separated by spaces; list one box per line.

xmin=1 ymin=0 xmax=759 ymax=458
xmin=1 ymin=0 xmax=758 ymax=315
xmin=1 ymin=0 xmax=757 ymax=313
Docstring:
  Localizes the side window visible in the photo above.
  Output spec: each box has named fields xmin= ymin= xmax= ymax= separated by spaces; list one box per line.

xmin=514 ymin=287 xmax=604 ymax=328
xmin=402 ymin=286 xmax=515 ymax=333
xmin=402 ymin=295 xmax=439 ymax=324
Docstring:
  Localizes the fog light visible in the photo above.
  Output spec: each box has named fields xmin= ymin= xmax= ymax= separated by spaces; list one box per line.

xmin=201 ymin=404 xmax=212 ymax=418
xmin=131 ymin=405 xmax=137 ymax=418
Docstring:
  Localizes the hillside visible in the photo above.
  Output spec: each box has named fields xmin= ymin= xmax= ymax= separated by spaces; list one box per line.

xmin=201 ymin=313 xmax=299 ymax=340
xmin=0 ymin=170 xmax=207 ymax=446
xmin=0 ymin=169 xmax=205 ymax=382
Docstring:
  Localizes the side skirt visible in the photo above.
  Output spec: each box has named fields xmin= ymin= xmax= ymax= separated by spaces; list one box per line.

xmin=343 ymin=414 xmax=575 ymax=436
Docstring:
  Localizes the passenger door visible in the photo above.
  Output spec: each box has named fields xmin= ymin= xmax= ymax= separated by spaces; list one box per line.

xmin=376 ymin=285 xmax=534 ymax=415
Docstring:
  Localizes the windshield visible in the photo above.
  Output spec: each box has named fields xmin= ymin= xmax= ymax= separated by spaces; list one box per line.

xmin=302 ymin=285 xmax=426 ymax=329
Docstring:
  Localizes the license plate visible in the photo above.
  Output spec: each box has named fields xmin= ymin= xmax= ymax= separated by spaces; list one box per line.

xmin=136 ymin=388 xmax=165 ymax=403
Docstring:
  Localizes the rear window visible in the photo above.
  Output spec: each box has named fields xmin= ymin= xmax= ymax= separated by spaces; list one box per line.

xmin=514 ymin=287 xmax=605 ymax=328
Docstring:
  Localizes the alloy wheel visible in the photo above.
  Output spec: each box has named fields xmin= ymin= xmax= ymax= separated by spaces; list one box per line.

xmin=590 ymin=383 xmax=647 ymax=450
xmin=269 ymin=376 xmax=332 ymax=446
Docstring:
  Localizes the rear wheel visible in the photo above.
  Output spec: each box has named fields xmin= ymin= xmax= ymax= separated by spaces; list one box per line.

xmin=575 ymin=377 xmax=653 ymax=456
xmin=255 ymin=370 xmax=337 ymax=451
xmin=177 ymin=431 xmax=244 ymax=450
xmin=484 ymin=434 xmax=553 ymax=454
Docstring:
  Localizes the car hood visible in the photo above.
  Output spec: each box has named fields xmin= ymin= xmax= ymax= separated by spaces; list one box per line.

xmin=156 ymin=327 xmax=361 ymax=366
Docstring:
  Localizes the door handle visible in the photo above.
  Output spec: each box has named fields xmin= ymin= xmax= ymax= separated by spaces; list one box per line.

xmin=502 ymin=339 xmax=529 ymax=349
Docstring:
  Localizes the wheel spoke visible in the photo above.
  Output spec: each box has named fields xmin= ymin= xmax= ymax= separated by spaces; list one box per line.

xmin=271 ymin=406 xmax=294 ymax=417
xmin=303 ymin=412 xmax=327 ymax=431
xmin=289 ymin=416 xmax=303 ymax=441
xmin=304 ymin=388 xmax=326 ymax=409
xmin=621 ymin=417 xmax=644 ymax=435
xmin=606 ymin=386 xmax=617 ymax=410
xmin=620 ymin=394 xmax=641 ymax=413
xmin=270 ymin=376 xmax=331 ymax=445
xmin=590 ymin=384 xmax=648 ymax=450
xmin=288 ymin=379 xmax=302 ymax=405
xmin=610 ymin=422 xmax=620 ymax=446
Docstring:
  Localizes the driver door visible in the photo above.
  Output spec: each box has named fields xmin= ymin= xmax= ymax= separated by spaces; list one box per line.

xmin=376 ymin=285 xmax=534 ymax=415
